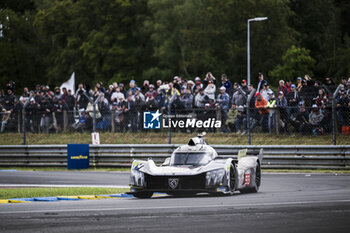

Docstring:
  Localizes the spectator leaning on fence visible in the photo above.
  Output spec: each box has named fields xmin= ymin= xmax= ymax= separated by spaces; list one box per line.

xmin=216 ymin=86 xmax=230 ymax=133
xmin=250 ymin=92 xmax=268 ymax=132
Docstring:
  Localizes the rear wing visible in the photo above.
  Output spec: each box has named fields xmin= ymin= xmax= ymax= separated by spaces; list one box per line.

xmin=238 ymin=148 xmax=263 ymax=164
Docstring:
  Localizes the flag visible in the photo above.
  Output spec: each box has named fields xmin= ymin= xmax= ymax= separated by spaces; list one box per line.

xmin=60 ymin=72 xmax=75 ymax=94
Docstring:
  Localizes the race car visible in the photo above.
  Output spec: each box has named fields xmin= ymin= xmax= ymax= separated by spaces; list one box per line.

xmin=129 ymin=134 xmax=263 ymax=198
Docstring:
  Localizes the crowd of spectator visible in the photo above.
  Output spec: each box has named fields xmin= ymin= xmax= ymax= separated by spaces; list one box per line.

xmin=1 ymin=72 xmax=350 ymax=135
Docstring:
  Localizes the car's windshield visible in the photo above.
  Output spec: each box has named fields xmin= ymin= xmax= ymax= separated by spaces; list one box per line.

xmin=170 ymin=152 xmax=212 ymax=166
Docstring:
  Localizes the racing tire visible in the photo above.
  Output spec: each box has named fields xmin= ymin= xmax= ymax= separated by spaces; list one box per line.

xmin=228 ymin=163 xmax=236 ymax=193
xmin=251 ymin=162 xmax=261 ymax=193
xmin=240 ymin=163 xmax=261 ymax=194
xmin=132 ymin=192 xmax=153 ymax=198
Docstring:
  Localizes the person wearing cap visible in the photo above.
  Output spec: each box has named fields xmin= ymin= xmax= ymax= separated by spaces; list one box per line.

xmin=135 ymin=87 xmax=145 ymax=102
xmin=256 ymin=72 xmax=267 ymax=93
xmin=220 ymin=74 xmax=232 ymax=96
xmin=24 ymin=97 xmax=40 ymax=133
xmin=250 ymin=92 xmax=269 ymax=132
xmin=308 ymin=104 xmax=324 ymax=134
xmin=296 ymin=77 xmax=303 ymax=92
xmin=193 ymin=76 xmax=203 ymax=91
xmin=231 ymin=85 xmax=246 ymax=108
xmin=104 ymin=84 xmax=115 ymax=103
xmin=187 ymin=80 xmax=195 ymax=94
xmin=241 ymin=79 xmax=249 ymax=93
xmin=286 ymin=84 xmax=299 ymax=117
xmin=290 ymin=103 xmax=309 ymax=133
xmin=145 ymin=84 xmax=157 ymax=99
xmin=179 ymin=87 xmax=193 ymax=112
xmin=260 ymin=82 xmax=272 ymax=101
xmin=266 ymin=91 xmax=276 ymax=134
xmin=54 ymin=86 xmax=62 ymax=100
xmin=276 ymin=91 xmax=289 ymax=133
xmin=118 ymin=83 xmax=126 ymax=97
xmin=278 ymin=80 xmax=288 ymax=96
xmin=217 ymin=86 xmax=230 ymax=132
xmin=235 ymin=105 xmax=247 ymax=135
xmin=194 ymin=88 xmax=209 ymax=108
xmin=127 ymin=80 xmax=137 ymax=97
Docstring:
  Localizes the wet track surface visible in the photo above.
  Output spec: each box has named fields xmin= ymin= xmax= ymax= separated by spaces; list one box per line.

xmin=0 ymin=171 xmax=349 ymax=232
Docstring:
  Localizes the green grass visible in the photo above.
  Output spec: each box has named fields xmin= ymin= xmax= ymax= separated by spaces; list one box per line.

xmin=0 ymin=132 xmax=349 ymax=145
xmin=0 ymin=187 xmax=129 ymax=199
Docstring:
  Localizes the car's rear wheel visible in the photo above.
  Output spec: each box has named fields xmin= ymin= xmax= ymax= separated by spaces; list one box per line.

xmin=132 ymin=192 xmax=153 ymax=198
xmin=240 ymin=163 xmax=261 ymax=193
xmin=228 ymin=164 xmax=236 ymax=193
xmin=251 ymin=162 xmax=261 ymax=193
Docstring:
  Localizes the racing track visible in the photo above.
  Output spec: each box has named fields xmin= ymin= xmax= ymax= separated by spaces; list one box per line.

xmin=0 ymin=171 xmax=349 ymax=233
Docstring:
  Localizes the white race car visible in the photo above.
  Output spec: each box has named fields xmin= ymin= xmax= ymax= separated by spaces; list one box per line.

xmin=129 ymin=134 xmax=263 ymax=198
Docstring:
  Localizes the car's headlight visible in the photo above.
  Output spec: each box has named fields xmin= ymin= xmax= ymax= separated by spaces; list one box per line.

xmin=130 ymin=169 xmax=145 ymax=187
xmin=206 ymin=169 xmax=225 ymax=187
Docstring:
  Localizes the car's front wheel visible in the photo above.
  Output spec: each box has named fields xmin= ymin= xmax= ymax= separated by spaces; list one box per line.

xmin=228 ymin=164 xmax=236 ymax=193
xmin=132 ymin=192 xmax=153 ymax=198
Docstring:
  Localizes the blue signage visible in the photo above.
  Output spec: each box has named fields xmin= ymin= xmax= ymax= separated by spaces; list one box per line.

xmin=143 ymin=110 xmax=161 ymax=129
xmin=67 ymin=144 xmax=89 ymax=169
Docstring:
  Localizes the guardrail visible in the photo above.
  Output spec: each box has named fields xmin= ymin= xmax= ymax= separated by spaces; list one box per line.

xmin=0 ymin=144 xmax=349 ymax=170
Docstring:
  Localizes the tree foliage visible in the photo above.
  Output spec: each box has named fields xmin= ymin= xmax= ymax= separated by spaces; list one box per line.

xmin=269 ymin=45 xmax=316 ymax=81
xmin=0 ymin=0 xmax=349 ymax=93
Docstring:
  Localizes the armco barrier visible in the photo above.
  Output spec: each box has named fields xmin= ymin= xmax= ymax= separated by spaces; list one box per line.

xmin=0 ymin=144 xmax=349 ymax=169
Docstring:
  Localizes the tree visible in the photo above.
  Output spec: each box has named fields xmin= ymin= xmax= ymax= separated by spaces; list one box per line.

xmin=145 ymin=0 xmax=295 ymax=83
xmin=269 ymin=45 xmax=316 ymax=81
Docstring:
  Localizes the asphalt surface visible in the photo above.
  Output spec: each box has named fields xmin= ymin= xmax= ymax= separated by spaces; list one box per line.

xmin=0 ymin=170 xmax=129 ymax=187
xmin=0 ymin=171 xmax=349 ymax=233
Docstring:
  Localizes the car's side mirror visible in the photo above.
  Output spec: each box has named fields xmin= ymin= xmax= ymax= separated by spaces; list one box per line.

xmin=161 ymin=157 xmax=171 ymax=166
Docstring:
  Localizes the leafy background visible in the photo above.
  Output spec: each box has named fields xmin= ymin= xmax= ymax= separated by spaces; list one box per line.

xmin=0 ymin=0 xmax=349 ymax=92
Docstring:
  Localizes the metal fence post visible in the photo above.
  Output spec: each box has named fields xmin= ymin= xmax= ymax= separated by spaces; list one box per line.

xmin=247 ymin=89 xmax=256 ymax=145
xmin=63 ymin=110 xmax=68 ymax=132
xmin=111 ymin=110 xmax=115 ymax=132
xmin=22 ymin=99 xmax=30 ymax=145
xmin=93 ymin=94 xmax=103 ymax=132
xmin=331 ymin=84 xmax=342 ymax=145
xmin=275 ymin=109 xmax=280 ymax=135
xmin=167 ymin=92 xmax=178 ymax=144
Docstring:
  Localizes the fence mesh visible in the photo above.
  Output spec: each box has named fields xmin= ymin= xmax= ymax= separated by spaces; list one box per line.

xmin=1 ymin=83 xmax=349 ymax=144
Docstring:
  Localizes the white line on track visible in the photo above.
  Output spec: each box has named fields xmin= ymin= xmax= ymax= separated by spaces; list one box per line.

xmin=1 ymin=199 xmax=349 ymax=214
xmin=0 ymin=184 xmax=129 ymax=188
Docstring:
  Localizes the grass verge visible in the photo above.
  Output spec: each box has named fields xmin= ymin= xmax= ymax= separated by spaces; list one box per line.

xmin=0 ymin=187 xmax=129 ymax=199
xmin=0 ymin=132 xmax=349 ymax=145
